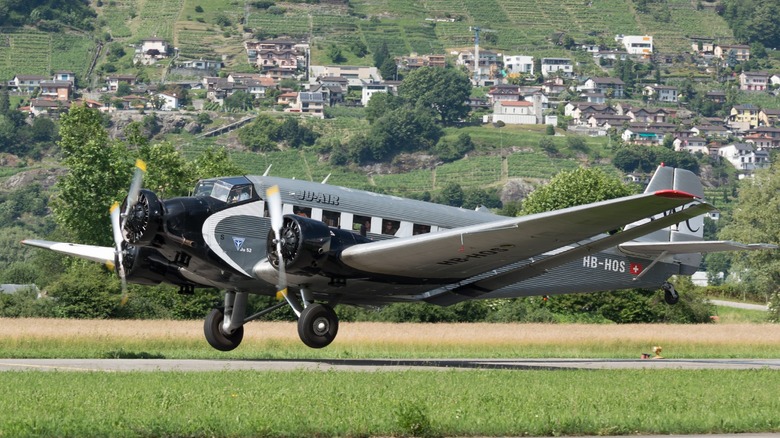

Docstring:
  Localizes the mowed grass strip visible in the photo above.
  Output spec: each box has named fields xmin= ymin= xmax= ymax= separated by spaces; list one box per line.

xmin=2 ymin=319 xmax=780 ymax=359
xmin=0 ymin=369 xmax=779 ymax=437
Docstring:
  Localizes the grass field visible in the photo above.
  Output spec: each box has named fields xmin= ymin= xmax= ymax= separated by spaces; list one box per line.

xmin=2 ymin=319 xmax=779 ymax=437
xmin=1 ymin=369 xmax=779 ymax=437
xmin=2 ymin=319 xmax=779 ymax=360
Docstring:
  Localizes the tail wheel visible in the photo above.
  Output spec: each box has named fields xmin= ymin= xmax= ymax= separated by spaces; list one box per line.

xmin=663 ymin=282 xmax=679 ymax=305
xmin=204 ymin=308 xmax=244 ymax=351
xmin=297 ymin=304 xmax=338 ymax=349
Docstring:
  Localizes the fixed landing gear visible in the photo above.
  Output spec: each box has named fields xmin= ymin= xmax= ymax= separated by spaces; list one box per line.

xmin=662 ymin=282 xmax=679 ymax=305
xmin=298 ymin=303 xmax=339 ymax=349
xmin=203 ymin=290 xmax=340 ymax=351
xmin=204 ymin=308 xmax=244 ymax=351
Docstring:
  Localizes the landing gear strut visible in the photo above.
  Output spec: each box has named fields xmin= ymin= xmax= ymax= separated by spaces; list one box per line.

xmin=662 ymin=282 xmax=679 ymax=305
xmin=203 ymin=289 xmax=340 ymax=351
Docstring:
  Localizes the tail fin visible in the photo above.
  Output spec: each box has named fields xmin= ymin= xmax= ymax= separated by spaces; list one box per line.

xmin=626 ymin=165 xmax=705 ymax=266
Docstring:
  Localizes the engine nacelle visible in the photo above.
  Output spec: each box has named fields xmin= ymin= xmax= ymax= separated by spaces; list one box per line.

xmin=267 ymin=215 xmax=332 ymax=276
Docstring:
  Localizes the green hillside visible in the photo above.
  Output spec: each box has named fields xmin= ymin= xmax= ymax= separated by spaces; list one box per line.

xmin=0 ymin=28 xmax=97 ymax=81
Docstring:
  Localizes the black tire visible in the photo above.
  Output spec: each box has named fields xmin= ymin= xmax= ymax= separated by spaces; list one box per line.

xmin=664 ymin=288 xmax=679 ymax=305
xmin=297 ymin=304 xmax=338 ymax=349
xmin=204 ymin=308 xmax=244 ymax=351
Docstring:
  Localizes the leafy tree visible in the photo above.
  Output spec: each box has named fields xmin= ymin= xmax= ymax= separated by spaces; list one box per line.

xmin=363 ymin=107 xmax=442 ymax=162
xmin=719 ymin=162 xmax=780 ymax=302
xmin=520 ymin=167 xmax=633 ymax=215
xmin=398 ymin=67 xmax=471 ymax=125
xmin=237 ymin=114 xmax=279 ymax=151
xmin=327 ymin=45 xmax=346 ymax=63
xmin=116 ymin=82 xmax=132 ymax=97
xmin=224 ymin=90 xmax=254 ymax=111
xmin=0 ymin=86 xmax=9 ymax=114
xmin=436 ymin=183 xmax=464 ymax=207
xmin=365 ymin=92 xmax=403 ymax=124
xmin=53 ymin=104 xmax=130 ymax=246
xmin=48 ymin=262 xmax=119 ymax=319
xmin=189 ymin=147 xmax=245 ymax=178
xmin=139 ymin=142 xmax=193 ymax=198
xmin=379 ymin=57 xmax=398 ymax=81
xmin=373 ymin=41 xmax=390 ymax=68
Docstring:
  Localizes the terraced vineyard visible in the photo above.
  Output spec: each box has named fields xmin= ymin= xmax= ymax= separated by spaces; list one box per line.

xmin=0 ymin=29 xmax=96 ymax=80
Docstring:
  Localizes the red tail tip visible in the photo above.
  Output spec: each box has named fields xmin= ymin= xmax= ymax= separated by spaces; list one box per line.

xmin=654 ymin=189 xmax=697 ymax=199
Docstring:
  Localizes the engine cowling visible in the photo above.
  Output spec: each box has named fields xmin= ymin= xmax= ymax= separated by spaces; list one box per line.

xmin=267 ymin=215 xmax=332 ymax=276
xmin=121 ymin=189 xmax=163 ymax=246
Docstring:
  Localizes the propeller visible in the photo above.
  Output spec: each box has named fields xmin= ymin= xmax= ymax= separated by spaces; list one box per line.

xmin=265 ymin=185 xmax=288 ymax=302
xmin=110 ymin=159 xmax=147 ymax=305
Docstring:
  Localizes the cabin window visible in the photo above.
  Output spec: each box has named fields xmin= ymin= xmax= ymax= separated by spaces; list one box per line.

xmin=413 ymin=224 xmax=431 ymax=235
xmin=323 ymin=210 xmax=340 ymax=227
xmin=352 ymin=215 xmax=371 ymax=235
xmin=381 ymin=219 xmax=400 ymax=236
xmin=293 ymin=206 xmax=311 ymax=217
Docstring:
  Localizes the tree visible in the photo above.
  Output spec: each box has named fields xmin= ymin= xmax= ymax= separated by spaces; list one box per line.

xmin=373 ymin=41 xmax=390 ymax=68
xmin=379 ymin=57 xmax=398 ymax=81
xmin=327 ymin=45 xmax=346 ymax=63
xmin=398 ymin=67 xmax=471 ymax=125
xmin=520 ymin=167 xmax=633 ymax=215
xmin=224 ymin=91 xmax=254 ymax=111
xmin=365 ymin=92 xmax=403 ymax=124
xmin=188 ymin=147 xmax=245 ymax=178
xmin=0 ymin=86 xmax=9 ymax=114
xmin=437 ymin=183 xmax=464 ymax=207
xmin=53 ymin=104 xmax=130 ymax=246
xmin=719 ymin=162 xmax=780 ymax=302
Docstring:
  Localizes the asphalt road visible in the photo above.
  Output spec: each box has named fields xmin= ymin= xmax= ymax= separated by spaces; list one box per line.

xmin=710 ymin=299 xmax=769 ymax=311
xmin=1 ymin=358 xmax=779 ymax=372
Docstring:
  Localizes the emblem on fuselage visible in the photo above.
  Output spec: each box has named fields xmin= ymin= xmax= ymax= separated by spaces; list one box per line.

xmin=233 ymin=237 xmax=246 ymax=252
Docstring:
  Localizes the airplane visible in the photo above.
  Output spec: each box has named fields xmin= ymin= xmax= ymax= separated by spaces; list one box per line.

xmin=22 ymin=163 xmax=775 ymax=351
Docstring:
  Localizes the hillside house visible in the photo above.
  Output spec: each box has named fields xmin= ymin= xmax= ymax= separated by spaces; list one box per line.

xmin=626 ymin=108 xmax=669 ymax=124
xmin=580 ymin=77 xmax=625 ymax=98
xmin=714 ymin=44 xmax=750 ymax=62
xmin=691 ymin=124 xmax=730 ymax=139
xmin=542 ymin=77 xmax=567 ymax=95
xmin=106 ymin=75 xmax=137 ymax=91
xmin=564 ymin=103 xmax=615 ymax=123
xmin=618 ymin=35 xmax=653 ymax=55
xmin=487 ymin=85 xmax=524 ymax=104
xmin=277 ymin=91 xmax=298 ymax=107
xmin=674 ymin=136 xmax=708 ymax=154
xmin=28 ymin=98 xmax=70 ymax=116
xmin=177 ymin=58 xmax=223 ymax=72
xmin=491 ymin=100 xmax=537 ymax=125
xmin=8 ymin=75 xmax=48 ymax=93
xmin=581 ymin=92 xmax=606 ymax=104
xmin=290 ymin=91 xmax=325 ymax=118
xmin=503 ymin=55 xmax=534 ymax=75
xmin=53 ymin=71 xmax=75 ymax=83
xmin=728 ymin=104 xmax=760 ymax=131
xmin=245 ymin=40 xmax=305 ymax=75
xmin=137 ymin=38 xmax=169 ymax=64
xmin=361 ymin=81 xmax=391 ymax=106
xmin=157 ymin=92 xmax=179 ymax=111
xmin=39 ymin=81 xmax=72 ymax=101
xmin=744 ymin=133 xmax=780 ymax=149
xmin=621 ymin=125 xmax=668 ymax=145
xmin=588 ymin=114 xmax=630 ymax=130
xmin=310 ymin=65 xmax=381 ymax=87
xmin=748 ymin=126 xmax=780 ymax=144
xmin=643 ymin=84 xmax=678 ymax=103
xmin=739 ymin=71 xmax=769 ymax=92
xmin=456 ymin=49 xmax=501 ymax=83
xmin=718 ymin=143 xmax=770 ymax=174
xmin=397 ymin=54 xmax=446 ymax=71
xmin=228 ymin=74 xmax=277 ymax=97
xmin=759 ymin=109 xmax=780 ymax=127
xmin=540 ymin=58 xmax=573 ymax=78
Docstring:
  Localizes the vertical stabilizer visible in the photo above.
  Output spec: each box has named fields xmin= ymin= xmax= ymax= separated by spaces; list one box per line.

xmin=626 ymin=165 xmax=705 ymax=267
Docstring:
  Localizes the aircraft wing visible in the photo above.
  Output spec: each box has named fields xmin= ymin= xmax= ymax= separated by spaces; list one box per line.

xmin=619 ymin=241 xmax=778 ymax=257
xmin=340 ymin=190 xmax=708 ymax=280
xmin=21 ymin=240 xmax=115 ymax=265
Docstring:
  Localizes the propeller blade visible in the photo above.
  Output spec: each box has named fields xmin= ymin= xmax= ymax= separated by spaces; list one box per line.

xmin=110 ymin=202 xmax=128 ymax=304
xmin=122 ymin=159 xmax=147 ymax=225
xmin=265 ymin=185 xmax=288 ymax=301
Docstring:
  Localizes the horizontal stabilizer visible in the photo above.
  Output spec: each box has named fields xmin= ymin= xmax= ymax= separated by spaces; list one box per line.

xmin=619 ymin=241 xmax=777 ymax=257
xmin=21 ymin=240 xmax=115 ymax=265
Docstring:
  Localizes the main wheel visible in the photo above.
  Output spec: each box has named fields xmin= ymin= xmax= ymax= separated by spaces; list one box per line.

xmin=204 ymin=308 xmax=244 ymax=351
xmin=297 ymin=303 xmax=339 ymax=349
xmin=663 ymin=283 xmax=679 ymax=305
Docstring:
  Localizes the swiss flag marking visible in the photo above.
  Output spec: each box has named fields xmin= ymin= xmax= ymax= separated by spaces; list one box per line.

xmin=630 ymin=263 xmax=644 ymax=275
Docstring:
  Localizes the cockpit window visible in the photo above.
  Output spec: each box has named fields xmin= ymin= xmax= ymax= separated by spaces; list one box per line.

xmin=193 ymin=177 xmax=255 ymax=204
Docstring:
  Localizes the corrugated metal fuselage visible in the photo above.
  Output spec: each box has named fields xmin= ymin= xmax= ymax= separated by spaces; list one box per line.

xmin=155 ymin=176 xmax=688 ymax=306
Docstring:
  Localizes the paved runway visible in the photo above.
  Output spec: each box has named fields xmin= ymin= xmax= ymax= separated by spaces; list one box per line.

xmin=0 ymin=358 xmax=778 ymax=372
